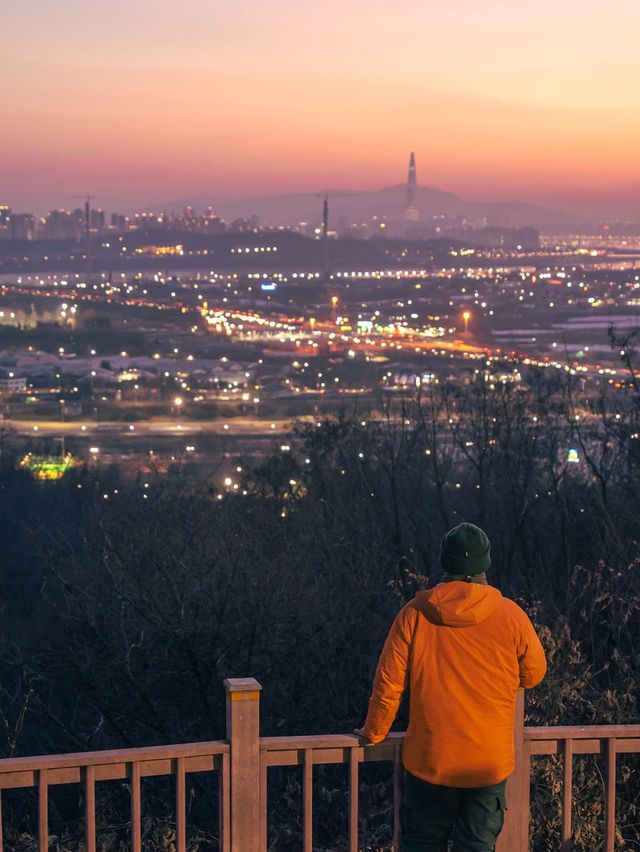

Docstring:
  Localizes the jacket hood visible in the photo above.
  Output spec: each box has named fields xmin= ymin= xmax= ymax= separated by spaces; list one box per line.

xmin=415 ymin=583 xmax=503 ymax=627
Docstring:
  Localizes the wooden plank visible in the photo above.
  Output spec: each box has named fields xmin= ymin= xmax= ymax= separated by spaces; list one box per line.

xmin=562 ymin=739 xmax=573 ymax=850
xmin=0 ymin=739 xmax=229 ymax=776
xmin=260 ymin=755 xmax=268 ymax=852
xmin=521 ymin=739 xmax=532 ymax=848
xmin=183 ymin=754 xmax=218 ymax=774
xmin=605 ymin=739 xmax=616 ymax=852
xmin=38 ymin=768 xmax=48 ymax=851
xmin=131 ymin=762 xmax=142 ymax=852
xmin=0 ymin=771 xmax=40 ymax=790
xmin=220 ymin=750 xmax=231 ymax=852
xmin=348 ymin=748 xmax=358 ymax=852
xmin=175 ymin=757 xmax=186 ymax=852
xmin=524 ymin=724 xmax=640 ymax=740
xmin=0 ymin=752 xmax=221 ymax=790
xmin=392 ymin=746 xmax=403 ymax=852
xmin=303 ymin=749 xmax=313 ymax=852
xmin=90 ymin=764 xmax=128 ymax=783
xmin=614 ymin=737 xmax=640 ymax=753
xmin=529 ymin=739 xmax=611 ymax=757
xmin=262 ymin=743 xmax=396 ymax=769
xmin=360 ymin=742 xmax=401 ymax=762
xmin=85 ymin=765 xmax=96 ymax=852
xmin=260 ymin=732 xmax=405 ymax=751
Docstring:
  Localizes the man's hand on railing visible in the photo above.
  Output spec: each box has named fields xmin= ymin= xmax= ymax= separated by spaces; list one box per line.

xmin=353 ymin=727 xmax=374 ymax=745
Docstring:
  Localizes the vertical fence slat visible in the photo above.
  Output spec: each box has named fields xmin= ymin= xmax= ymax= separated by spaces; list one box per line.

xmin=348 ymin=747 xmax=359 ymax=852
xmin=392 ymin=745 xmax=403 ymax=852
xmin=562 ymin=738 xmax=573 ymax=850
xmin=521 ymin=737 xmax=532 ymax=848
xmin=220 ymin=751 xmax=231 ymax=852
xmin=85 ymin=765 xmax=96 ymax=852
xmin=38 ymin=767 xmax=48 ymax=851
xmin=175 ymin=757 xmax=187 ymax=852
xmin=303 ymin=748 xmax=313 ymax=852
xmin=0 ymin=789 xmax=4 ymax=851
xmin=130 ymin=761 xmax=142 ymax=852
xmin=605 ymin=738 xmax=616 ymax=852
xmin=260 ymin=754 xmax=268 ymax=852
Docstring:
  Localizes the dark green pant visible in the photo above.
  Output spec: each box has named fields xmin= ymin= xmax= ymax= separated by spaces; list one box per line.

xmin=399 ymin=771 xmax=507 ymax=852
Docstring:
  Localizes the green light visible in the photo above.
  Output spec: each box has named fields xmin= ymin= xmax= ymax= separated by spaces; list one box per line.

xmin=20 ymin=454 xmax=78 ymax=481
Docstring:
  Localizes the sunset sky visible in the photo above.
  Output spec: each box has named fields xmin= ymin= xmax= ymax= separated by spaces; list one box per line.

xmin=2 ymin=0 xmax=640 ymax=215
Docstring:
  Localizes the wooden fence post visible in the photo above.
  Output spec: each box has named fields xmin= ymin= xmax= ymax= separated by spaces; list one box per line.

xmin=497 ymin=689 xmax=529 ymax=851
xmin=224 ymin=678 xmax=262 ymax=852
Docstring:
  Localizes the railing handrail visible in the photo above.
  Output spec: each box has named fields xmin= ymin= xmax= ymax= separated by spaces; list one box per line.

xmin=260 ymin=724 xmax=640 ymax=751
xmin=524 ymin=723 xmax=640 ymax=740
xmin=0 ymin=738 xmax=229 ymax=778
xmin=1 ymin=721 xmax=638 ymax=777
xmin=260 ymin=731 xmax=404 ymax=751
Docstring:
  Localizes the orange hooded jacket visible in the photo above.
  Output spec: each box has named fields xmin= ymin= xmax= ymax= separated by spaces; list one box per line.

xmin=362 ymin=582 xmax=546 ymax=788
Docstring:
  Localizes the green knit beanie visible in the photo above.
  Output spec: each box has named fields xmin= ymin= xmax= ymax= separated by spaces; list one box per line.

xmin=440 ymin=522 xmax=491 ymax=576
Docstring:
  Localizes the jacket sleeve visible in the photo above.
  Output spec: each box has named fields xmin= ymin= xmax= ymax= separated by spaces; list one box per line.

xmin=363 ymin=604 xmax=417 ymax=743
xmin=516 ymin=610 xmax=547 ymax=689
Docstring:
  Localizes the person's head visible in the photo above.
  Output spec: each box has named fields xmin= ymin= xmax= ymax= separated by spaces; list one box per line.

xmin=440 ymin=522 xmax=491 ymax=583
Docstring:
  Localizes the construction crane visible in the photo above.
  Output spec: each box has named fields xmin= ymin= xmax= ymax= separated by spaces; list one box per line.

xmin=315 ymin=192 xmax=360 ymax=282
xmin=72 ymin=193 xmax=95 ymax=276
xmin=315 ymin=193 xmax=331 ymax=281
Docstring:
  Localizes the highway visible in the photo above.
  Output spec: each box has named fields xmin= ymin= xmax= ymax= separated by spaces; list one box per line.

xmin=3 ymin=417 xmax=302 ymax=437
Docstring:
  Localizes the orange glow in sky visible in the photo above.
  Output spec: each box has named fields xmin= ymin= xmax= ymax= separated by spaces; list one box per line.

xmin=2 ymin=0 xmax=640 ymax=214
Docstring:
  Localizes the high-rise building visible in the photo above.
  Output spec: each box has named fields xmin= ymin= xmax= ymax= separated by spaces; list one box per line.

xmin=89 ymin=208 xmax=106 ymax=232
xmin=72 ymin=207 xmax=86 ymax=237
xmin=44 ymin=210 xmax=82 ymax=239
xmin=405 ymin=152 xmax=419 ymax=222
xmin=0 ymin=206 xmax=11 ymax=239
xmin=110 ymin=213 xmax=128 ymax=230
xmin=11 ymin=213 xmax=36 ymax=240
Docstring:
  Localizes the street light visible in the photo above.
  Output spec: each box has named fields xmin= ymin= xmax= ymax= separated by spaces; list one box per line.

xmin=463 ymin=311 xmax=471 ymax=334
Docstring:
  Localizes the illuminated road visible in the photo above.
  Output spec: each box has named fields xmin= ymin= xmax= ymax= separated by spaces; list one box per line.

xmin=4 ymin=418 xmax=305 ymax=437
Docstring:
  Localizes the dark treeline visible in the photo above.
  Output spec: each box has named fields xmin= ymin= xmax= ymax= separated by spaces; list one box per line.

xmin=0 ymin=369 xmax=638 ymax=850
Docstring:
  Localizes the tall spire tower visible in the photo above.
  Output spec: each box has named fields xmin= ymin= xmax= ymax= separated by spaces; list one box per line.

xmin=405 ymin=151 xmax=419 ymax=222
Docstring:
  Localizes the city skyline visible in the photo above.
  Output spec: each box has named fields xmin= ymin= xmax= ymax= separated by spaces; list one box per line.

xmin=2 ymin=0 xmax=640 ymax=217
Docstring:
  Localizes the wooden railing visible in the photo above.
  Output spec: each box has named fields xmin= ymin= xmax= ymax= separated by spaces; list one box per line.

xmin=520 ymin=721 xmax=640 ymax=851
xmin=0 ymin=677 xmax=637 ymax=850
xmin=0 ymin=739 xmax=230 ymax=851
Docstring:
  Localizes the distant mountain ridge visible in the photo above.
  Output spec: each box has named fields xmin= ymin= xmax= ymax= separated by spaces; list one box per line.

xmin=155 ymin=183 xmax=574 ymax=228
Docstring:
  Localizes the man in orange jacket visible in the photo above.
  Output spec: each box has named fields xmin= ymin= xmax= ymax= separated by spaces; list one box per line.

xmin=358 ymin=522 xmax=546 ymax=852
